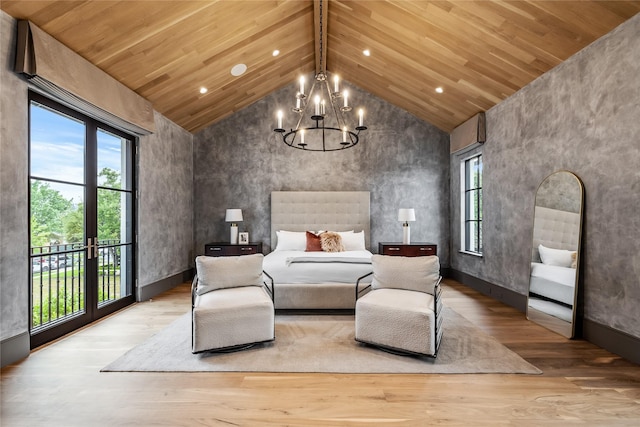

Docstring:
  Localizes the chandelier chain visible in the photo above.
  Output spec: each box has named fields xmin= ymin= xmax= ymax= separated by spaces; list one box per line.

xmin=319 ymin=0 xmax=325 ymax=73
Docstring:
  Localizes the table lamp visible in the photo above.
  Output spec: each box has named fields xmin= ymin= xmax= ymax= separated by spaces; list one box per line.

xmin=225 ymin=209 xmax=243 ymax=244
xmin=398 ymin=208 xmax=416 ymax=244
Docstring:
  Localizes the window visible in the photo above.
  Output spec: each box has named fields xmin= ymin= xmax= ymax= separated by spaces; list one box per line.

xmin=461 ymin=154 xmax=483 ymax=254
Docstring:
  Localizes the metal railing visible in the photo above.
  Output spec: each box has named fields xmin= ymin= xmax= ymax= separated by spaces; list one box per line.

xmin=30 ymin=240 xmax=123 ymax=331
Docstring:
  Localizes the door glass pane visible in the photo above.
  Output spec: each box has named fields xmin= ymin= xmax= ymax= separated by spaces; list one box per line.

xmin=31 ymin=247 xmax=86 ymax=329
xmin=29 ymin=101 xmax=87 ymax=330
xmin=98 ymin=129 xmax=131 ymax=190
xmin=98 ymin=189 xmax=133 ymax=244
xmin=98 ymin=188 xmax=133 ymax=305
xmin=97 ymin=244 xmax=132 ymax=307
xmin=30 ymin=179 xmax=84 ymax=245
xmin=30 ymin=180 xmax=86 ymax=327
xmin=31 ymin=247 xmax=86 ymax=330
xmin=30 ymin=103 xmax=85 ymax=184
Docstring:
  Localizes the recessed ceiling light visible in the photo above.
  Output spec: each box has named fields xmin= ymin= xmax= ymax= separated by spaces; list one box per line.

xmin=230 ymin=63 xmax=247 ymax=76
xmin=272 ymin=49 xmax=280 ymax=57
xmin=435 ymin=87 xmax=444 ymax=94
xmin=199 ymin=87 xmax=208 ymax=94
xmin=363 ymin=49 xmax=371 ymax=57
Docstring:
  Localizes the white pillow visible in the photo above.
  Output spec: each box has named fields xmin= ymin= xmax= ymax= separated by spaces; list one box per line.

xmin=371 ymin=254 xmax=440 ymax=295
xmin=538 ymin=244 xmax=575 ymax=268
xmin=275 ymin=230 xmax=307 ymax=251
xmin=195 ymin=254 xmax=264 ymax=295
xmin=341 ymin=230 xmax=366 ymax=251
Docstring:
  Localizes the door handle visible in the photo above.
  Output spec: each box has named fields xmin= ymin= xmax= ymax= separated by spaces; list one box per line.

xmin=85 ymin=237 xmax=93 ymax=260
xmin=85 ymin=237 xmax=99 ymax=259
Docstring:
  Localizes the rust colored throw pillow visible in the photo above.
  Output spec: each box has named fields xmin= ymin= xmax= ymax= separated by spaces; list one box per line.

xmin=320 ymin=231 xmax=345 ymax=252
xmin=305 ymin=231 xmax=323 ymax=252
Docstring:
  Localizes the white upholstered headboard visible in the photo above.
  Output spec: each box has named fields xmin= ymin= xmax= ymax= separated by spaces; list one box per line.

xmin=271 ymin=191 xmax=371 ymax=250
xmin=532 ymin=205 xmax=581 ymax=261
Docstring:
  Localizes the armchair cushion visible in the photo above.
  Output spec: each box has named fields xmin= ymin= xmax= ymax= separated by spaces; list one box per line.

xmin=195 ymin=253 xmax=264 ymax=295
xmin=356 ymin=288 xmax=436 ymax=355
xmin=371 ymin=254 xmax=440 ymax=295
xmin=192 ymin=286 xmax=275 ymax=352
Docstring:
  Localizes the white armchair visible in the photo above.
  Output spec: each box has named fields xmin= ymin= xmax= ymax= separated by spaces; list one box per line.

xmin=355 ymin=254 xmax=443 ymax=357
xmin=192 ymin=254 xmax=275 ymax=353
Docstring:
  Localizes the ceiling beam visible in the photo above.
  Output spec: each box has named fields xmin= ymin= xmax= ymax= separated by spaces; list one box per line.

xmin=314 ymin=0 xmax=328 ymax=75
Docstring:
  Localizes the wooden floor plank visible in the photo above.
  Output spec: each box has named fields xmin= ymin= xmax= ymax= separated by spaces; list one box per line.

xmin=2 ymin=279 xmax=640 ymax=426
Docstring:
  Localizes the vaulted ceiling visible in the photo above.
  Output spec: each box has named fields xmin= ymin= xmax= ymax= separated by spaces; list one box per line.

xmin=2 ymin=1 xmax=639 ymax=133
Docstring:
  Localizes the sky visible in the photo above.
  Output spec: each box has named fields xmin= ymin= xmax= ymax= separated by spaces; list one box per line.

xmin=30 ymin=103 xmax=127 ymax=203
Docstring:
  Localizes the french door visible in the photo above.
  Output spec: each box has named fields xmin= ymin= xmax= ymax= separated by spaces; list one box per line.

xmin=29 ymin=92 xmax=135 ymax=348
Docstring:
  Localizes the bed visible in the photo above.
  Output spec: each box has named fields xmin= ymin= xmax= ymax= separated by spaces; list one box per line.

xmin=529 ymin=262 xmax=575 ymax=306
xmin=264 ymin=191 xmax=374 ymax=309
xmin=528 ymin=205 xmax=580 ymax=322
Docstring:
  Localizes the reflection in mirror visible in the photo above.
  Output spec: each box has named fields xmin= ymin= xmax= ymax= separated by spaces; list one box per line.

xmin=527 ymin=171 xmax=584 ymax=338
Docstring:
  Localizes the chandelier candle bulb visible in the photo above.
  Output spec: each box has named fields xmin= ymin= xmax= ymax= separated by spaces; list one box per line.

xmin=314 ymin=95 xmax=320 ymax=115
xmin=343 ymin=127 xmax=347 ymax=142
xmin=358 ymin=109 xmax=364 ymax=127
xmin=299 ymin=76 xmax=305 ymax=96
xmin=277 ymin=110 xmax=283 ymax=129
xmin=334 ymin=75 xmax=340 ymax=93
xmin=300 ymin=129 xmax=305 ymax=145
xmin=321 ymin=99 xmax=326 ymax=116
xmin=296 ymin=97 xmax=301 ymax=109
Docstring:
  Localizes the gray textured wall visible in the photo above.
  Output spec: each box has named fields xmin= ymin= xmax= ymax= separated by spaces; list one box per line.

xmin=0 ymin=11 xmax=193 ymax=349
xmin=1 ymin=12 xmax=29 ymax=342
xmin=138 ymin=111 xmax=194 ymax=289
xmin=194 ymin=78 xmax=450 ymax=261
xmin=450 ymin=14 xmax=640 ymax=339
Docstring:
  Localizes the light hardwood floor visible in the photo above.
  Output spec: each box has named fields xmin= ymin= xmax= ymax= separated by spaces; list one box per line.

xmin=2 ymin=279 xmax=639 ymax=426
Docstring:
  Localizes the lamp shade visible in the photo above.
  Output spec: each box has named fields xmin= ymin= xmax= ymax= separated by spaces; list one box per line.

xmin=225 ymin=209 xmax=243 ymax=222
xmin=398 ymin=208 xmax=416 ymax=222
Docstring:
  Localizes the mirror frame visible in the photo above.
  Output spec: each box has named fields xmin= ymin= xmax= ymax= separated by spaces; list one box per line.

xmin=527 ymin=170 xmax=584 ymax=338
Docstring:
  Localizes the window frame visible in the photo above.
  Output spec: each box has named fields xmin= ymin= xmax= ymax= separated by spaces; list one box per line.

xmin=460 ymin=153 xmax=483 ymax=256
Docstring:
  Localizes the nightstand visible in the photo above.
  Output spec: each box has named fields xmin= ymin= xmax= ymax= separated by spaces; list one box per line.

xmin=204 ymin=242 xmax=263 ymax=257
xmin=378 ymin=242 xmax=437 ymax=257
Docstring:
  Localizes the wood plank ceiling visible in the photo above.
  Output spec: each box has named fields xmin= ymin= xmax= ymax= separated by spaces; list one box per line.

xmin=2 ymin=1 xmax=639 ymax=133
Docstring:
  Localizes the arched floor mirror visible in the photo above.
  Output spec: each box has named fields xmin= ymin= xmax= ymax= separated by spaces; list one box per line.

xmin=527 ymin=171 xmax=584 ymax=338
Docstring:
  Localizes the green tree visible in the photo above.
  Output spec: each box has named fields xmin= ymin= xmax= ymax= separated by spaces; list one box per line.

xmin=98 ymin=168 xmax=121 ymax=241
xmin=30 ymin=216 xmax=50 ymax=247
xmin=30 ymin=170 xmax=123 ymax=247
xmin=64 ymin=203 xmax=84 ymax=244
xmin=30 ymin=180 xmax=73 ymax=246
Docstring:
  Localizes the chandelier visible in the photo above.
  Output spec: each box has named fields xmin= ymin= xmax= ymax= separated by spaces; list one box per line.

xmin=273 ymin=0 xmax=366 ymax=151
xmin=274 ymin=73 xmax=366 ymax=151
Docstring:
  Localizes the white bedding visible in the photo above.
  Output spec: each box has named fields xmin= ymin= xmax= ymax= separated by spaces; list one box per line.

xmin=530 ymin=262 xmax=575 ymax=287
xmin=264 ymin=250 xmax=373 ymax=284
xmin=530 ymin=262 xmax=576 ymax=305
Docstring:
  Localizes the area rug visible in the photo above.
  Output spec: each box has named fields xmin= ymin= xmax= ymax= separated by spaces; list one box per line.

xmin=101 ymin=307 xmax=541 ymax=374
